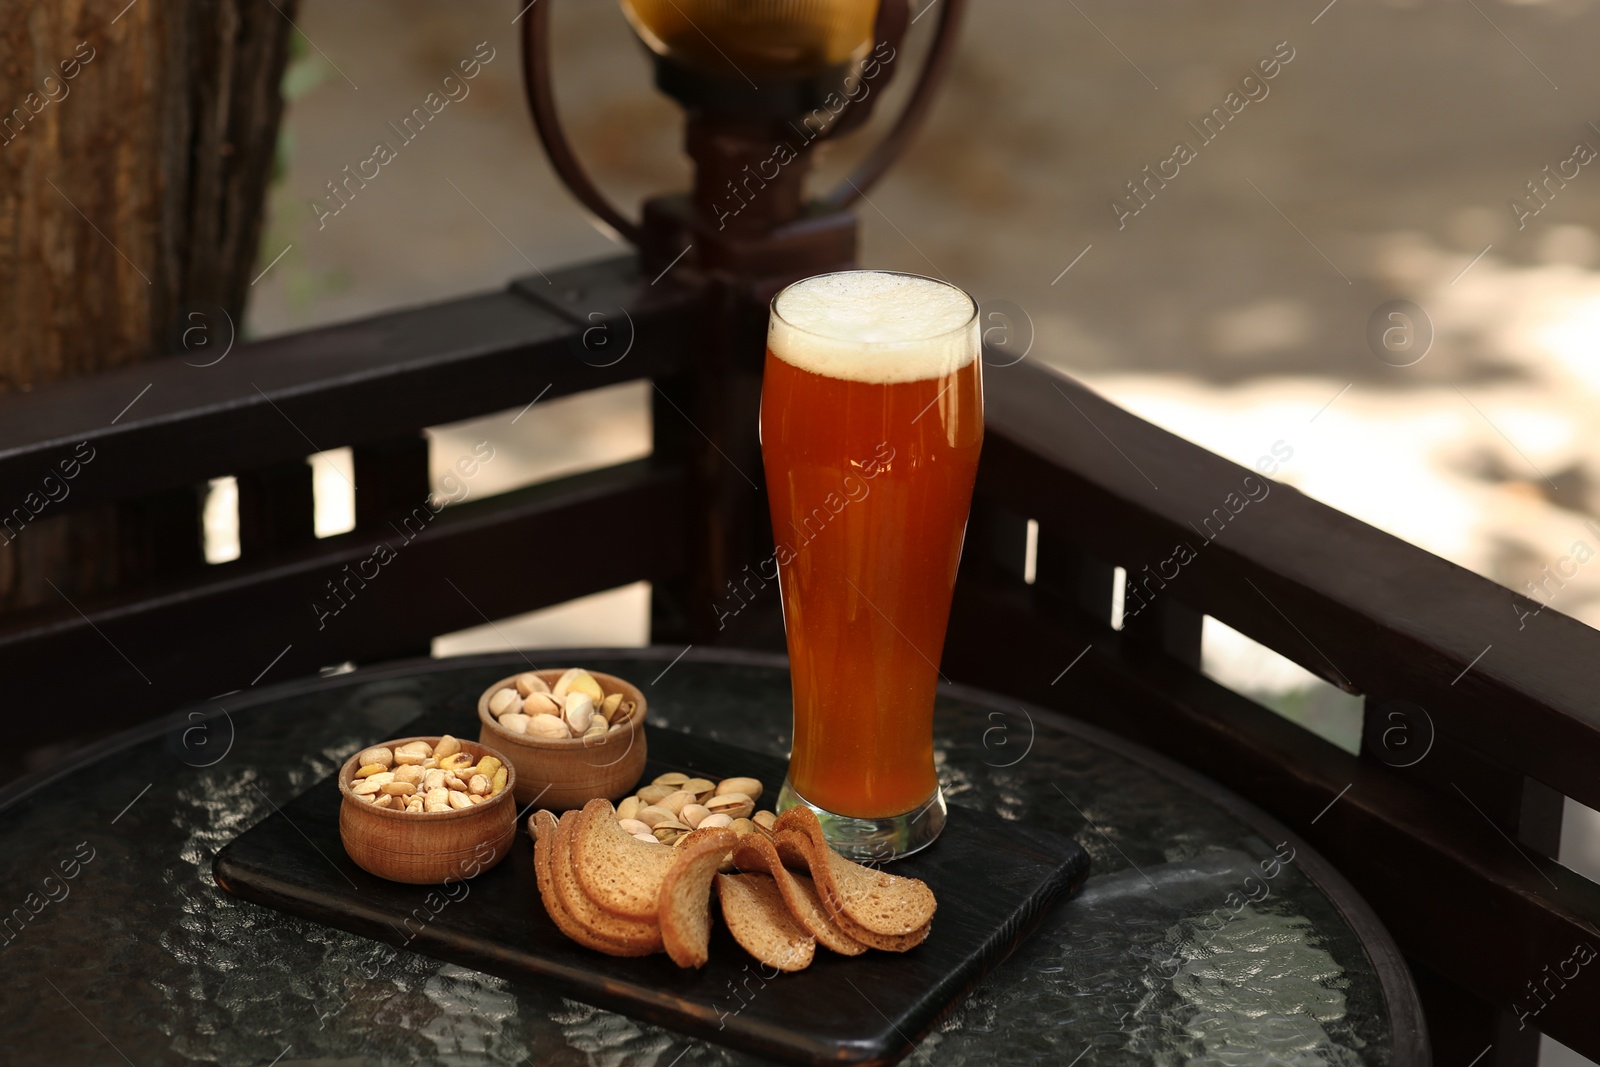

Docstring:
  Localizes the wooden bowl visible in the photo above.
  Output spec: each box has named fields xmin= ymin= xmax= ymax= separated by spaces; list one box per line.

xmin=337 ymin=736 xmax=517 ymax=885
xmin=477 ymin=669 xmax=648 ymax=810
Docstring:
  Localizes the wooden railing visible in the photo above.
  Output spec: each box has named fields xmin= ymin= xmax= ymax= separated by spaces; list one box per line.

xmin=949 ymin=356 xmax=1600 ymax=1065
xmin=4 ymin=253 xmax=1597 ymax=1064
xmin=0 ymin=258 xmax=704 ymax=752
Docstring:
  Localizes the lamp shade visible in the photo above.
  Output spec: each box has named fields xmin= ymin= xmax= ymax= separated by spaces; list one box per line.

xmin=620 ymin=0 xmax=880 ymax=82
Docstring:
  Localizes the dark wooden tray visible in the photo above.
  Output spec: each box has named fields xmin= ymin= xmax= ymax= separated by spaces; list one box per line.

xmin=214 ymin=710 xmax=1090 ymax=1066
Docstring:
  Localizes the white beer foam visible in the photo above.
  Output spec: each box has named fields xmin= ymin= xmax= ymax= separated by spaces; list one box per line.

xmin=770 ymin=271 xmax=978 ymax=384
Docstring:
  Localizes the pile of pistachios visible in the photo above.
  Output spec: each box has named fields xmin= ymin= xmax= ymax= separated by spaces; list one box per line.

xmin=613 ymin=772 xmax=775 ymax=846
xmin=486 ymin=668 xmax=637 ymax=741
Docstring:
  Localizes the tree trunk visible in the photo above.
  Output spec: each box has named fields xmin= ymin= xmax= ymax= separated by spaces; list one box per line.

xmin=0 ymin=0 xmax=297 ymax=608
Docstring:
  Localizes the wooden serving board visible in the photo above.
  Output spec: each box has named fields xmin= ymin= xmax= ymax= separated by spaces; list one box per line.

xmin=214 ymin=712 xmax=1090 ymax=1066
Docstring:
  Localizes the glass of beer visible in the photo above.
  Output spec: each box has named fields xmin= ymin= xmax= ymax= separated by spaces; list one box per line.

xmin=761 ymin=270 xmax=982 ymax=860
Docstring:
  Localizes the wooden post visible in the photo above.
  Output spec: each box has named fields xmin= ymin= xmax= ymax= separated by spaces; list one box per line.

xmin=0 ymin=0 xmax=297 ymax=607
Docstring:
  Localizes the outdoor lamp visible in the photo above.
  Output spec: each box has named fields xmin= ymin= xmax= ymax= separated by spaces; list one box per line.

xmin=516 ymin=0 xmax=967 ymax=635
xmin=521 ymin=0 xmax=967 ymax=277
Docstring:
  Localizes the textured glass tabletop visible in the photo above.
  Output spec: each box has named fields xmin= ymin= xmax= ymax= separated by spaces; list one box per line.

xmin=2 ymin=648 xmax=1423 ymax=1066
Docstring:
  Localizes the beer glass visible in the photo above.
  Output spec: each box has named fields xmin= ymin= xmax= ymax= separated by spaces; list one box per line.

xmin=761 ymin=270 xmax=982 ymax=860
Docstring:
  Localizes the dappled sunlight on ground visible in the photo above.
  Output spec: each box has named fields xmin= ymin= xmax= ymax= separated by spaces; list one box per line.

xmin=1078 ymin=230 xmax=1600 ymax=635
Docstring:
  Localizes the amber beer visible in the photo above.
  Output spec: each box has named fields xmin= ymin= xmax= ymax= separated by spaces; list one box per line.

xmin=761 ymin=270 xmax=982 ymax=858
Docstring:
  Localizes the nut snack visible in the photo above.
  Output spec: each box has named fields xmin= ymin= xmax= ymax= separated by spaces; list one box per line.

xmin=477 ymin=667 xmax=649 ymax=808
xmin=349 ymin=735 xmax=507 ymax=814
xmin=483 ymin=668 xmax=639 ymax=739
xmin=338 ymin=734 xmax=517 ymax=884
xmin=613 ymin=772 xmax=774 ymax=847
xmin=528 ymin=773 xmax=937 ymax=972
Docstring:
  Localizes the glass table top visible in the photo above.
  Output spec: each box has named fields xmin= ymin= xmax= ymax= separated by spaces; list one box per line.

xmin=1 ymin=648 xmax=1422 ymax=1066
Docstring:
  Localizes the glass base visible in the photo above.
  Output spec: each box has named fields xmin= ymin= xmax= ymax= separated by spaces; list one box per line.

xmin=776 ymin=780 xmax=947 ymax=862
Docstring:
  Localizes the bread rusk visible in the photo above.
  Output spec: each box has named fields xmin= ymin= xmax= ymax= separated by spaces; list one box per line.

xmin=657 ymin=828 xmax=738 ymax=968
xmin=771 ymin=809 xmax=935 ymax=951
xmin=717 ymin=873 xmax=816 ymax=972
xmin=530 ymin=810 xmax=653 ymax=956
xmin=533 ymin=799 xmax=938 ymax=963
xmin=731 ymin=835 xmax=867 ymax=956
xmin=549 ymin=809 xmax=664 ymax=952
xmin=770 ymin=828 xmax=929 ymax=950
xmin=572 ymin=798 xmax=679 ymax=921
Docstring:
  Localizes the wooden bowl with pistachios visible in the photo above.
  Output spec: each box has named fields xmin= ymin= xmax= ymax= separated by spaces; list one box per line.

xmin=337 ymin=735 xmax=518 ymax=885
xmin=476 ymin=667 xmax=648 ymax=810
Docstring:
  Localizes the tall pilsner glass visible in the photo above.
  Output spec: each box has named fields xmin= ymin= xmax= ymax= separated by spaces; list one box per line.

xmin=761 ymin=271 xmax=982 ymax=860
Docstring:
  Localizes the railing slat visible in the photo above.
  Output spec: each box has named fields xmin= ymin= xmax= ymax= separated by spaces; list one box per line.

xmin=0 ymin=257 xmax=703 ymax=522
xmin=0 ymin=458 xmax=687 ymax=754
xmin=978 ymin=358 xmax=1600 ymax=812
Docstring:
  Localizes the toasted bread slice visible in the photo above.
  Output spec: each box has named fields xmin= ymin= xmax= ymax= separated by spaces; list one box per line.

xmin=772 ymin=810 xmax=936 ymax=951
xmin=717 ymin=874 xmax=816 ymax=972
xmin=771 ymin=830 xmax=812 ymax=872
xmin=731 ymin=835 xmax=867 ymax=956
xmin=549 ymin=809 xmax=663 ymax=953
xmin=775 ymin=835 xmax=929 ymax=951
xmin=657 ymin=828 xmax=738 ymax=968
xmin=572 ymin=798 xmax=680 ymax=921
xmin=769 ymin=828 xmax=926 ymax=950
xmin=529 ymin=810 xmax=653 ymax=956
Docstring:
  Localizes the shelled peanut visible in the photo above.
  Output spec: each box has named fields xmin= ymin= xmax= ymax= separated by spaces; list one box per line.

xmin=614 ymin=772 xmax=776 ymax=846
xmin=486 ymin=668 xmax=637 ymax=740
xmin=348 ymin=735 xmax=506 ymax=814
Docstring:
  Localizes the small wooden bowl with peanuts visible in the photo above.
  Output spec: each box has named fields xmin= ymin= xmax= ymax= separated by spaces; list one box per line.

xmin=337 ymin=734 xmax=517 ymax=885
